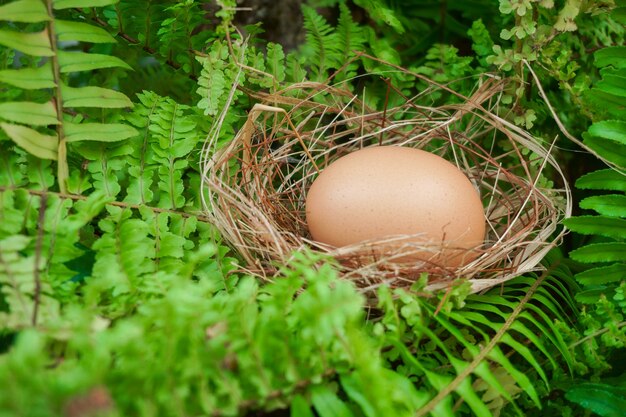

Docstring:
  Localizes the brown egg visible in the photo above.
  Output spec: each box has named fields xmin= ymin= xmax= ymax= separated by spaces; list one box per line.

xmin=305 ymin=146 xmax=485 ymax=268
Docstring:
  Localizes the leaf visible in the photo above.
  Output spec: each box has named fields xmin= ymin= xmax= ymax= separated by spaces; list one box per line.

xmin=576 ymin=169 xmax=626 ymax=192
xmin=301 ymin=5 xmax=342 ymax=77
xmin=0 ymin=64 xmax=55 ymax=89
xmin=580 ymin=195 xmax=626 ymax=217
xmin=0 ymin=123 xmax=57 ymax=160
xmin=455 ymin=377 xmax=493 ymax=417
xmin=612 ymin=7 xmax=626 ymax=24
xmin=53 ymin=0 xmax=119 ymax=9
xmin=340 ymin=374 xmax=377 ymax=417
xmin=575 ymin=264 xmax=626 ymax=285
xmin=0 ymin=29 xmax=53 ymax=57
xmin=0 ymin=101 xmax=58 ymax=126
xmin=291 ymin=395 xmax=315 ymax=417
xmin=311 ymin=385 xmax=355 ymax=417
xmin=595 ymin=47 xmax=626 ymax=69
xmin=353 ymin=0 xmax=405 ymax=33
xmin=583 ymin=134 xmax=626 ymax=168
xmin=596 ymin=75 xmax=626 ymax=98
xmin=55 ymin=20 xmax=117 ymax=44
xmin=564 ymin=216 xmax=626 ymax=239
xmin=65 ymin=122 xmax=137 ymax=143
xmin=570 ymin=243 xmax=626 ymax=263
xmin=585 ymin=89 xmax=626 ymax=119
xmin=266 ymin=43 xmax=286 ymax=83
xmin=61 ymin=84 xmax=134 ymax=108
xmin=0 ymin=0 xmax=50 ymax=23
xmin=554 ymin=0 xmax=580 ymax=32
xmin=566 ymin=383 xmax=626 ymax=417
xmin=195 ymin=57 xmax=226 ymax=116
xmin=588 ymin=120 xmax=626 ymax=145
xmin=58 ymin=51 xmax=132 ymax=73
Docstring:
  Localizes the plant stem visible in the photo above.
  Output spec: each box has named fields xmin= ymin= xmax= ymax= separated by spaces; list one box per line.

xmin=569 ymin=321 xmax=626 ymax=349
xmin=45 ymin=0 xmax=68 ymax=194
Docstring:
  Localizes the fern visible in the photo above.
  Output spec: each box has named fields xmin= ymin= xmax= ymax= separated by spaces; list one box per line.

xmin=196 ymin=40 xmax=230 ymax=116
xmin=372 ymin=253 xmax=579 ymax=416
xmin=0 ymin=2 xmax=623 ymax=416
xmin=156 ymin=0 xmax=212 ymax=76
xmin=0 ymin=0 xmax=136 ymax=194
xmin=301 ymin=5 xmax=343 ymax=80
xmin=148 ymin=96 xmax=201 ymax=209
xmin=562 ymin=10 xmax=626 ymax=415
xmin=335 ymin=2 xmax=367 ymax=81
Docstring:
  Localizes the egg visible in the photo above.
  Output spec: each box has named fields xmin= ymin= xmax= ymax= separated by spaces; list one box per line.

xmin=305 ymin=146 xmax=486 ymax=268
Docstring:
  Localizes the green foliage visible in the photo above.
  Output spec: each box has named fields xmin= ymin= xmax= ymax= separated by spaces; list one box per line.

xmin=0 ymin=0 xmax=624 ymax=416
xmin=0 ymin=0 xmax=137 ymax=193
xmin=565 ymin=378 xmax=626 ymax=417
xmin=562 ymin=6 xmax=626 ymax=414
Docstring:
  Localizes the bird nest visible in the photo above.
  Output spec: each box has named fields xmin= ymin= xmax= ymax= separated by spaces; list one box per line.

xmin=200 ymin=67 xmax=571 ymax=294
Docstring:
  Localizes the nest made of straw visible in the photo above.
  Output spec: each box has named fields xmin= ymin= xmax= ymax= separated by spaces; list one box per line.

xmin=201 ymin=68 xmax=571 ymax=294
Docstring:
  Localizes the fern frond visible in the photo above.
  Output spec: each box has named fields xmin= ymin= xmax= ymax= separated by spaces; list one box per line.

xmin=566 ymin=14 xmax=626 ymax=363
xmin=0 ymin=0 xmax=136 ymax=193
xmin=336 ymin=2 xmax=367 ymax=80
xmin=101 ymin=0 xmax=168 ymax=51
xmin=301 ymin=5 xmax=342 ymax=80
xmin=149 ymin=98 xmax=200 ymax=209
xmin=375 ymin=257 xmax=579 ymax=417
xmin=156 ymin=0 xmax=210 ymax=76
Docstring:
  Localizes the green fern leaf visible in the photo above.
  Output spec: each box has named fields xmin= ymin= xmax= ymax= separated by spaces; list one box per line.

xmin=576 ymin=264 xmax=626 ymax=285
xmin=0 ymin=123 xmax=58 ymax=160
xmin=570 ymin=243 xmax=626 ymax=263
xmin=311 ymin=385 xmax=355 ymax=417
xmin=25 ymin=154 xmax=55 ymax=189
xmin=566 ymin=382 xmax=626 ymax=417
xmin=575 ymin=169 xmax=626 ymax=191
xmin=291 ymin=395 xmax=316 ymax=417
xmin=75 ymin=142 xmax=131 ymax=197
xmin=149 ymin=98 xmax=200 ymax=209
xmin=301 ymin=5 xmax=342 ymax=79
xmin=595 ymin=74 xmax=626 ymax=98
xmin=156 ymin=0 xmax=209 ymax=75
xmin=353 ymin=0 xmax=405 ymax=33
xmin=0 ymin=0 xmax=50 ymax=23
xmin=0 ymin=30 xmax=53 ymax=57
xmin=585 ymin=89 xmax=626 ymax=119
xmin=594 ymin=46 xmax=626 ymax=69
xmin=61 ymin=84 xmax=134 ymax=108
xmin=53 ymin=0 xmax=119 ymax=9
xmin=0 ymin=65 xmax=55 ymax=90
xmin=140 ymin=209 xmax=188 ymax=273
xmin=580 ymin=195 xmax=626 ymax=217
xmin=0 ymin=146 xmax=26 ymax=187
xmin=123 ymin=91 xmax=162 ymax=205
xmin=104 ymin=0 xmax=168 ymax=50
xmin=0 ymin=190 xmax=24 ymax=236
xmin=564 ymin=216 xmax=626 ymax=239
xmin=57 ymin=51 xmax=133 ymax=72
xmin=0 ymin=101 xmax=59 ymax=126
xmin=55 ymin=20 xmax=116 ymax=44
xmin=90 ymin=207 xmax=155 ymax=297
xmin=195 ymin=41 xmax=230 ymax=116
xmin=588 ymin=120 xmax=626 ymax=144
xmin=336 ymin=2 xmax=367 ymax=79
xmin=267 ymin=43 xmax=286 ymax=83
xmin=64 ymin=122 xmax=137 ymax=143
xmin=582 ymin=134 xmax=626 ymax=168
